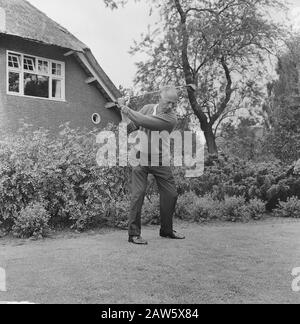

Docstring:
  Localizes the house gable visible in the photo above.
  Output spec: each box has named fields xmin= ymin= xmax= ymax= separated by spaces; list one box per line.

xmin=0 ymin=35 xmax=121 ymax=131
xmin=0 ymin=0 xmax=121 ymax=131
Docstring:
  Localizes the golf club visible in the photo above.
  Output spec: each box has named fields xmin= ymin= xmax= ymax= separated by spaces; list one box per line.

xmin=104 ymin=83 xmax=196 ymax=110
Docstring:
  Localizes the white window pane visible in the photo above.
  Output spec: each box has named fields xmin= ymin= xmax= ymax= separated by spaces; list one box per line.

xmin=24 ymin=73 xmax=49 ymax=98
xmin=8 ymin=54 xmax=21 ymax=69
xmin=52 ymin=79 xmax=62 ymax=99
xmin=38 ymin=60 xmax=49 ymax=74
xmin=52 ymin=62 xmax=62 ymax=76
xmin=24 ymin=56 xmax=36 ymax=71
xmin=8 ymin=72 xmax=20 ymax=93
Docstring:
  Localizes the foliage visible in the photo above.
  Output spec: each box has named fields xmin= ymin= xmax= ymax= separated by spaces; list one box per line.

xmin=175 ymin=153 xmax=300 ymax=213
xmin=261 ymin=34 xmax=300 ymax=163
xmin=219 ymin=117 xmax=269 ymax=162
xmin=0 ymin=123 xmax=298 ymax=239
xmin=103 ymin=0 xmax=287 ymax=155
xmin=219 ymin=196 xmax=247 ymax=222
xmin=240 ymin=198 xmax=266 ymax=221
xmin=175 ymin=191 xmax=199 ymax=220
xmin=134 ymin=0 xmax=285 ymax=154
xmin=142 ymin=195 xmax=160 ymax=225
xmin=107 ymin=197 xmax=131 ymax=229
xmin=0 ymin=124 xmax=131 ymax=236
xmin=274 ymin=197 xmax=300 ymax=218
xmin=191 ymin=194 xmax=222 ymax=222
xmin=190 ymin=194 xmax=265 ymax=223
xmin=175 ymin=154 xmax=282 ymax=198
xmin=12 ymin=202 xmax=50 ymax=239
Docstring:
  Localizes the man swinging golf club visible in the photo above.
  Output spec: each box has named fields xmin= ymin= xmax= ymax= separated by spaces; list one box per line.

xmin=118 ymin=85 xmax=185 ymax=245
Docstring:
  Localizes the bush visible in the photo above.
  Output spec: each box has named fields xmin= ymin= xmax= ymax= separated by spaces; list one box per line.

xmin=175 ymin=192 xmax=199 ymax=220
xmin=142 ymin=195 xmax=160 ymax=225
xmin=191 ymin=194 xmax=222 ymax=222
xmin=190 ymin=195 xmax=265 ymax=223
xmin=220 ymin=196 xmax=247 ymax=222
xmin=12 ymin=202 xmax=50 ymax=239
xmin=174 ymin=153 xmax=300 ymax=213
xmin=107 ymin=198 xmax=130 ymax=229
xmin=241 ymin=198 xmax=266 ymax=221
xmin=274 ymin=197 xmax=300 ymax=218
xmin=0 ymin=124 xmax=131 ymax=234
xmin=1 ymin=124 xmax=297 ymax=238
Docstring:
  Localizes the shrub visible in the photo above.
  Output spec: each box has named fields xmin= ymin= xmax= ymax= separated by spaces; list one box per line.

xmin=185 ymin=195 xmax=266 ymax=223
xmin=175 ymin=192 xmax=199 ymax=220
xmin=142 ymin=195 xmax=160 ymax=225
xmin=220 ymin=196 xmax=246 ymax=222
xmin=174 ymin=153 xmax=300 ymax=213
xmin=274 ymin=197 xmax=300 ymax=218
xmin=266 ymin=175 xmax=300 ymax=211
xmin=192 ymin=194 xmax=221 ymax=222
xmin=0 ymin=124 xmax=132 ymax=235
xmin=241 ymin=198 xmax=266 ymax=221
xmin=1 ymin=124 xmax=298 ymax=238
xmin=106 ymin=198 xmax=130 ymax=229
xmin=107 ymin=195 xmax=160 ymax=229
xmin=174 ymin=155 xmax=283 ymax=199
xmin=13 ymin=202 xmax=50 ymax=239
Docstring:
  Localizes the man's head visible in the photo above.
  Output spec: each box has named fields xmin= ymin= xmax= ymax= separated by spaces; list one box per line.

xmin=158 ymin=85 xmax=179 ymax=113
xmin=160 ymin=85 xmax=179 ymax=103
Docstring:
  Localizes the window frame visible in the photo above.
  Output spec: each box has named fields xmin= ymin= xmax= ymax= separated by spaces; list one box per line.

xmin=6 ymin=50 xmax=66 ymax=102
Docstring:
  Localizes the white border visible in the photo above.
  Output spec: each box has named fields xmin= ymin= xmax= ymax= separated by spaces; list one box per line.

xmin=6 ymin=50 xmax=66 ymax=102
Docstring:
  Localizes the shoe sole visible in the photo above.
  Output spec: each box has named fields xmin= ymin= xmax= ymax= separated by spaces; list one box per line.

xmin=128 ymin=239 xmax=148 ymax=245
xmin=160 ymin=235 xmax=186 ymax=240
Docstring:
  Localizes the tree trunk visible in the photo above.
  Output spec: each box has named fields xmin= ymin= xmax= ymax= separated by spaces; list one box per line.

xmin=203 ymin=125 xmax=218 ymax=156
xmin=174 ymin=0 xmax=220 ymax=157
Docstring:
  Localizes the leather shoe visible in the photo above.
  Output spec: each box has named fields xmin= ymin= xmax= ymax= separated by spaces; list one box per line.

xmin=160 ymin=230 xmax=185 ymax=240
xmin=128 ymin=236 xmax=148 ymax=245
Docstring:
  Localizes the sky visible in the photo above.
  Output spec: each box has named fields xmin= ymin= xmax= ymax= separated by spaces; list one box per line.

xmin=27 ymin=0 xmax=300 ymax=88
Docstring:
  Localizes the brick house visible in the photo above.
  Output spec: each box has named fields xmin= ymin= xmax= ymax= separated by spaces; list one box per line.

xmin=0 ymin=0 xmax=121 ymax=132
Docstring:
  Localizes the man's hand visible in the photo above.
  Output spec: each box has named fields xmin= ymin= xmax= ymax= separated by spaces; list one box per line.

xmin=117 ymin=96 xmax=131 ymax=108
xmin=117 ymin=97 xmax=131 ymax=124
xmin=117 ymin=97 xmax=126 ymax=107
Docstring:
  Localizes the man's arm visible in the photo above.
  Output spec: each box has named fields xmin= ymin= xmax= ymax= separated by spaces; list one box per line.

xmin=122 ymin=106 xmax=176 ymax=132
xmin=124 ymin=105 xmax=149 ymax=135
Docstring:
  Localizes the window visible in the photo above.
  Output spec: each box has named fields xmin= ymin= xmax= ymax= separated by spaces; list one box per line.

xmin=8 ymin=54 xmax=21 ymax=69
xmin=24 ymin=56 xmax=35 ymax=71
xmin=7 ymin=51 xmax=65 ymax=101
xmin=52 ymin=62 xmax=62 ymax=76
xmin=38 ymin=60 xmax=49 ymax=75
xmin=8 ymin=72 xmax=20 ymax=93
xmin=52 ymin=79 xmax=62 ymax=99
xmin=24 ymin=73 xmax=49 ymax=98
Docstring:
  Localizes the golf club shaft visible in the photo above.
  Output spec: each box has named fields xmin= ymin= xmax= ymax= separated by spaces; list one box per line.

xmin=103 ymin=83 xmax=196 ymax=110
xmin=129 ymin=85 xmax=190 ymax=100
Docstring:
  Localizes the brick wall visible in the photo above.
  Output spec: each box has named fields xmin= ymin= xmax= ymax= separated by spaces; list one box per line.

xmin=0 ymin=35 xmax=120 ymax=132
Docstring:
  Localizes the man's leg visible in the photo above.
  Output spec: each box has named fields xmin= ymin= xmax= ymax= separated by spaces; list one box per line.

xmin=128 ymin=166 xmax=148 ymax=237
xmin=152 ymin=167 xmax=178 ymax=236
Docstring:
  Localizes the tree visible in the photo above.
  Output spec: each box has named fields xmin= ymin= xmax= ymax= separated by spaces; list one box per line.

xmin=104 ymin=0 xmax=286 ymax=156
xmin=262 ymin=34 xmax=300 ymax=163
xmin=220 ymin=117 xmax=264 ymax=161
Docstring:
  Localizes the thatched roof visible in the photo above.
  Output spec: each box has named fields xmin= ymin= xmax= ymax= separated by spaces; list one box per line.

xmin=0 ymin=0 xmax=120 ymax=100
xmin=0 ymin=0 xmax=87 ymax=51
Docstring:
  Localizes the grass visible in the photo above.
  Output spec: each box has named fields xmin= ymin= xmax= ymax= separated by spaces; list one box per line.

xmin=0 ymin=218 xmax=300 ymax=304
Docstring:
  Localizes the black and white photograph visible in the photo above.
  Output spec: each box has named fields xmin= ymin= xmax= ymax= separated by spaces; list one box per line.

xmin=0 ymin=0 xmax=300 ymax=307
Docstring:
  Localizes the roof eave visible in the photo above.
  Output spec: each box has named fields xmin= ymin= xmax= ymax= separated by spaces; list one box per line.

xmin=0 ymin=32 xmax=120 ymax=102
xmin=0 ymin=31 xmax=86 ymax=53
xmin=74 ymin=50 xmax=120 ymax=102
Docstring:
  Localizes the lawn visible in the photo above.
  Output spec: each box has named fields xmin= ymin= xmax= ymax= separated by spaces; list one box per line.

xmin=0 ymin=218 xmax=300 ymax=304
